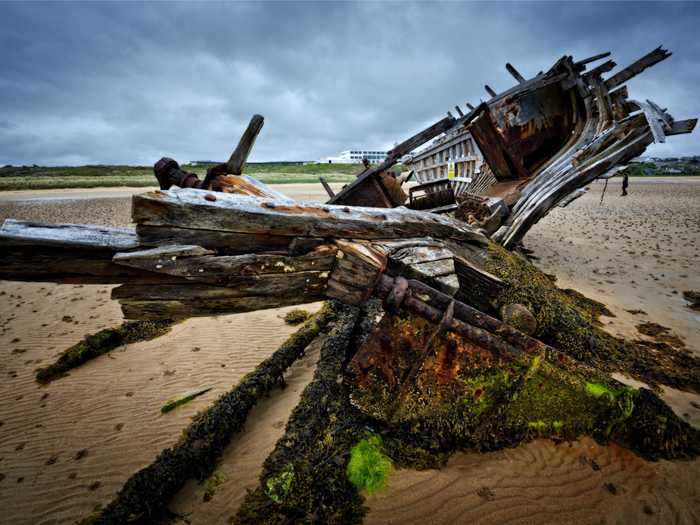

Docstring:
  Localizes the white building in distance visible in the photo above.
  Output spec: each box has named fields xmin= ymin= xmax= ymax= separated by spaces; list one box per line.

xmin=320 ymin=149 xmax=387 ymax=164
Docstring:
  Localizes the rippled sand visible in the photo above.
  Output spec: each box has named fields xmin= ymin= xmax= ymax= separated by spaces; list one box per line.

xmin=0 ymin=179 xmax=698 ymax=524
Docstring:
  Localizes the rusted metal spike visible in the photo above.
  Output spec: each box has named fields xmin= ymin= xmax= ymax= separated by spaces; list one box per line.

xmin=484 ymin=84 xmax=497 ymax=98
xmin=505 ymin=63 xmax=526 ymax=83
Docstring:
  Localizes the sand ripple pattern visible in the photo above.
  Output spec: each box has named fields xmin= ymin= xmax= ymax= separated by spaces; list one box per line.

xmin=0 ymin=277 xmax=320 ymax=524
xmin=366 ymin=438 xmax=700 ymax=525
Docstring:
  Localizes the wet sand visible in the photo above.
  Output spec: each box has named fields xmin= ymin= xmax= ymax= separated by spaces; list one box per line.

xmin=0 ymin=179 xmax=698 ymax=524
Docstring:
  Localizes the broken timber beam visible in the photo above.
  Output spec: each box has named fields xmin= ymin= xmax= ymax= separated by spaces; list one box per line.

xmin=132 ymin=189 xmax=488 ymax=245
xmin=605 ymin=47 xmax=671 ymax=90
xmin=227 ymin=114 xmax=265 ymax=175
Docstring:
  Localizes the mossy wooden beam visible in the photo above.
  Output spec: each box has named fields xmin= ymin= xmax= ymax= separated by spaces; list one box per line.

xmin=36 ymin=320 xmax=175 ymax=384
xmin=93 ymin=302 xmax=340 ymax=525
xmin=235 ymin=302 xmax=367 ymax=524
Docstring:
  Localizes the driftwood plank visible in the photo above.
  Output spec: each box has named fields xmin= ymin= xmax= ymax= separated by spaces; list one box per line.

xmin=0 ymin=219 xmax=138 ymax=251
xmin=133 ymin=189 xmax=488 ymax=244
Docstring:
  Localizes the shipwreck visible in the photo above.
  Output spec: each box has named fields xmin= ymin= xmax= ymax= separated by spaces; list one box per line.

xmin=1 ymin=47 xmax=699 ymax=524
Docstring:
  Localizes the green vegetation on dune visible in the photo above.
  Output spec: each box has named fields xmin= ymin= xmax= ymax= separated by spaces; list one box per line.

xmin=0 ymin=162 xmax=361 ymax=190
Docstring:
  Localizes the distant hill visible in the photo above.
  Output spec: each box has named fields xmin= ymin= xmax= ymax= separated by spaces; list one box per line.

xmin=627 ymin=156 xmax=700 ymax=176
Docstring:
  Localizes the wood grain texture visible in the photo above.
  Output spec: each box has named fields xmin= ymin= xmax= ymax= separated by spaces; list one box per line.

xmin=133 ymin=189 xmax=488 ymax=244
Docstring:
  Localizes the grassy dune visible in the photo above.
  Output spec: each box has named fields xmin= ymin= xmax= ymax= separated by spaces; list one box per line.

xmin=0 ymin=163 xmax=361 ymax=190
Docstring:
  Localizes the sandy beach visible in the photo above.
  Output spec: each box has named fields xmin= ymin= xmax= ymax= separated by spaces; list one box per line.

xmin=0 ymin=179 xmax=698 ymax=524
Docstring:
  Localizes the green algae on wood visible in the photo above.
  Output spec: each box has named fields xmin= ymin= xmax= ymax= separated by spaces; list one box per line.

xmin=348 ymin=307 xmax=699 ymax=462
xmin=35 ymin=320 xmax=175 ymax=384
xmin=484 ymin=242 xmax=700 ymax=393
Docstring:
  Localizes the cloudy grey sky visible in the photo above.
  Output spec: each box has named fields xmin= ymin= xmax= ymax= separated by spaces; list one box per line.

xmin=1 ymin=1 xmax=698 ymax=166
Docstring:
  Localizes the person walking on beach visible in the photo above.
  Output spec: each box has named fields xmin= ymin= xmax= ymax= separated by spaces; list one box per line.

xmin=621 ymin=172 xmax=629 ymax=196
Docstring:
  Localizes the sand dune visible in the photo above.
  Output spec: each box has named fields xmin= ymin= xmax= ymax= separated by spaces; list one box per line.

xmin=0 ymin=180 xmax=698 ymax=524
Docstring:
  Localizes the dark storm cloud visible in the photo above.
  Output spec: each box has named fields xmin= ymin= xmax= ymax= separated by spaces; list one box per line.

xmin=0 ymin=1 xmax=698 ymax=165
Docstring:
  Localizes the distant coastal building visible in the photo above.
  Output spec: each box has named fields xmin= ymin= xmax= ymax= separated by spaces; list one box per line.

xmin=320 ymin=149 xmax=387 ymax=164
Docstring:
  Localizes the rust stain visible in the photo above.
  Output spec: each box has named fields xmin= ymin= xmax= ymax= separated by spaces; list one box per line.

xmin=217 ymin=175 xmax=269 ymax=198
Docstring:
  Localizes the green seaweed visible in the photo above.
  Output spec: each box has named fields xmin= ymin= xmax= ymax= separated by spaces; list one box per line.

xmin=347 ymin=435 xmax=392 ymax=494
xmin=36 ymin=320 xmax=175 ymax=384
xmin=160 ymin=388 xmax=212 ymax=414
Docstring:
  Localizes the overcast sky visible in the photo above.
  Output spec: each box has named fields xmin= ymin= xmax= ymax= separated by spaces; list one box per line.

xmin=1 ymin=1 xmax=698 ymax=166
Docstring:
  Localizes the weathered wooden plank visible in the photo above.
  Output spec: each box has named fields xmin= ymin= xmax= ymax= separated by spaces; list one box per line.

xmin=583 ymin=59 xmax=616 ymax=80
xmin=326 ymin=240 xmax=387 ymax=305
xmin=324 ymin=277 xmax=366 ymax=305
xmin=469 ymin=110 xmax=527 ymax=181
xmin=638 ymin=100 xmax=667 ymax=143
xmin=667 ymin=118 xmax=698 ymax=136
xmin=114 ymin=245 xmax=337 ymax=285
xmin=574 ymin=51 xmax=611 ymax=69
xmin=386 ymin=244 xmax=455 ymax=266
xmin=407 ymin=258 xmax=455 ymax=279
xmin=454 ymin=256 xmax=505 ymax=313
xmin=135 ymin=225 xmax=296 ymax=254
xmin=330 ymin=259 xmax=378 ymax=289
xmin=0 ymin=246 xmax=177 ymax=284
xmin=133 ymin=189 xmax=488 ymax=244
xmin=605 ymin=47 xmax=671 ymax=90
xmin=119 ymin=295 xmax=307 ymax=321
xmin=114 ymin=245 xmax=214 ymax=262
xmin=0 ymin=219 xmax=138 ymax=251
xmin=227 ymin=114 xmax=264 ymax=174
xmin=112 ymin=276 xmax=326 ymax=301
